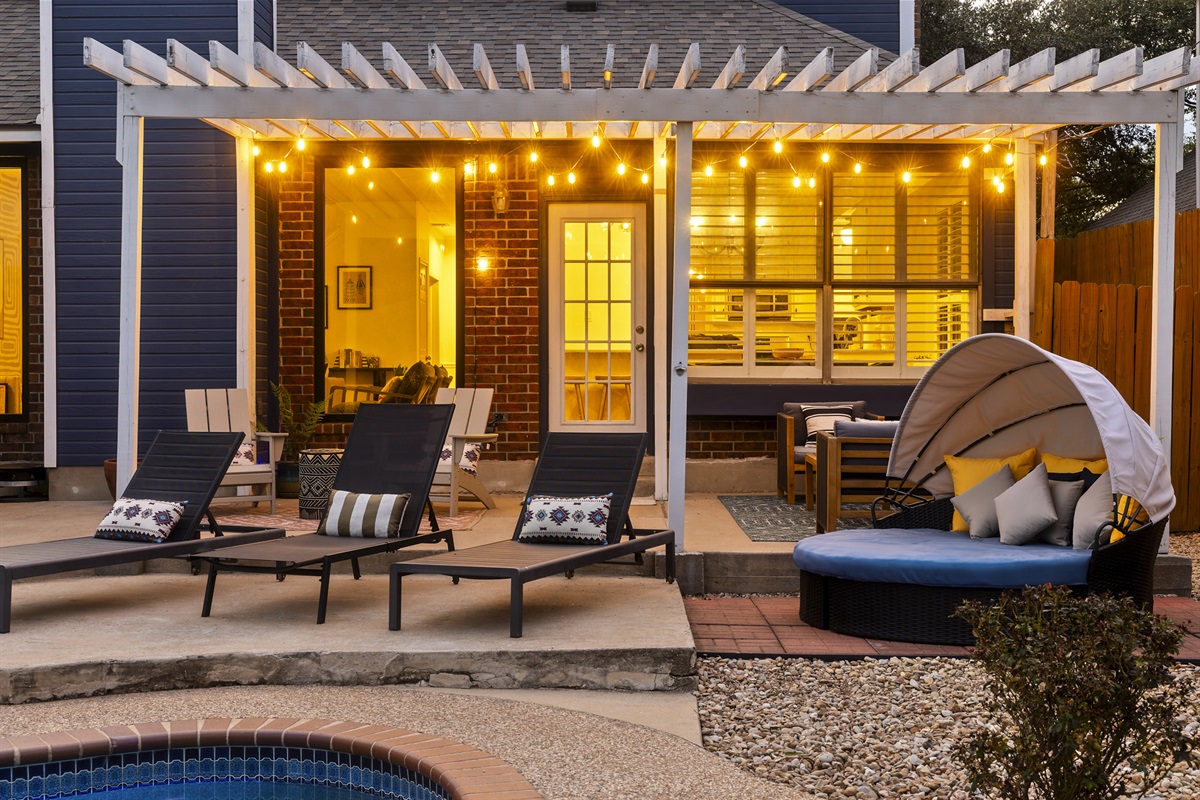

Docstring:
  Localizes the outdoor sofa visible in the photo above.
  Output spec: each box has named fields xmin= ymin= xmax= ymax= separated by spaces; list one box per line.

xmin=793 ymin=334 xmax=1173 ymax=645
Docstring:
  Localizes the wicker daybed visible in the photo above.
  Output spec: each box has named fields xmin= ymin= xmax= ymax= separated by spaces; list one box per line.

xmin=793 ymin=334 xmax=1174 ymax=646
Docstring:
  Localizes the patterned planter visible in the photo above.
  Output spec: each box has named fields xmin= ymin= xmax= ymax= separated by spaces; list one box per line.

xmin=298 ymin=448 xmax=344 ymax=519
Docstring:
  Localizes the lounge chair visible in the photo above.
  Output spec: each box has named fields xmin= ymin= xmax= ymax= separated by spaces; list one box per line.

xmin=196 ymin=403 xmax=456 ymax=624
xmin=389 ymin=432 xmax=676 ymax=638
xmin=0 ymin=430 xmax=286 ymax=633
xmin=185 ymin=388 xmax=287 ymax=513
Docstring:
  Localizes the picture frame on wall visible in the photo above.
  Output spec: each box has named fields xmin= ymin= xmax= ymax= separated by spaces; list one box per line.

xmin=337 ymin=266 xmax=372 ymax=309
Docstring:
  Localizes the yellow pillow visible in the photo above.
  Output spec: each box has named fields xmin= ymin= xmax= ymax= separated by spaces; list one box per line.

xmin=1115 ymin=495 xmax=1149 ymax=527
xmin=1042 ymin=453 xmax=1109 ymax=475
xmin=944 ymin=448 xmax=1040 ymax=532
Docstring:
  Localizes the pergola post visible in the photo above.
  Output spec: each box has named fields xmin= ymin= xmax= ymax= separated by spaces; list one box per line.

xmin=667 ymin=121 xmax=693 ymax=548
xmin=235 ymin=136 xmax=253 ymax=399
xmin=652 ymin=127 xmax=669 ymax=501
xmin=1151 ymin=122 xmax=1177 ymax=457
xmin=115 ymin=110 xmax=144 ymax=495
xmin=1013 ymin=138 xmax=1037 ymax=339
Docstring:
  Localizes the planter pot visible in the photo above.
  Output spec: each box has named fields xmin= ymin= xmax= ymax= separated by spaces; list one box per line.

xmin=102 ymin=458 xmax=142 ymax=500
xmin=277 ymin=460 xmax=300 ymax=499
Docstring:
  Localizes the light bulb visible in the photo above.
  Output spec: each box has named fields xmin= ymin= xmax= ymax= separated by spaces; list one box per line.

xmin=396 ymin=236 xmax=403 ymax=245
xmin=756 ymin=217 xmax=766 ymax=227
xmin=641 ymin=172 xmax=650 ymax=184
xmin=264 ymin=161 xmax=274 ymax=173
xmin=464 ymin=161 xmax=475 ymax=177
xmin=591 ymin=134 xmax=601 ymax=148
xmin=704 ymin=165 xmax=713 ymax=177
xmin=792 ymin=175 xmax=801 ymax=188
xmin=738 ymin=155 xmax=748 ymax=168
xmin=961 ymin=155 xmax=971 ymax=169
xmin=982 ymin=143 xmax=992 ymax=153
xmin=477 ymin=256 xmax=490 ymax=271
xmin=1039 ymin=154 xmax=1049 ymax=166
xmin=351 ymin=214 xmax=357 ymax=224
xmin=807 ymin=176 xmax=816 ymax=188
xmin=821 ymin=152 xmax=830 ymax=163
xmin=251 ymin=144 xmax=260 ymax=157
xmin=347 ymin=165 xmax=356 ymax=175
xmin=296 ymin=136 xmax=306 ymax=151
xmin=1005 ymin=152 xmax=1014 ymax=166
xmin=547 ymin=174 xmax=556 ymax=186
xmin=992 ymin=175 xmax=1001 ymax=186
xmin=361 ymin=156 xmax=370 ymax=168
xmin=530 ymin=151 xmax=539 ymax=163
xmin=773 ymin=139 xmax=783 ymax=153
xmin=368 ymin=181 xmax=374 ymax=190
xmin=617 ymin=162 xmax=626 ymax=175
xmin=568 ymin=171 xmax=576 ymax=184
xmin=489 ymin=162 xmax=498 ymax=174
xmin=430 ymin=170 xmax=440 ymax=183
xmin=659 ymin=155 xmax=667 ymax=167
xmin=853 ymin=162 xmax=862 ymax=174
xmin=997 ymin=182 xmax=1006 ymax=193
xmin=278 ymin=161 xmax=287 ymax=173
xmin=901 ymin=170 xmax=911 ymax=183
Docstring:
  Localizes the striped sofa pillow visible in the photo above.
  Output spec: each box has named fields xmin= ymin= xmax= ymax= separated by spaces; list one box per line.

xmin=317 ymin=490 xmax=410 ymax=538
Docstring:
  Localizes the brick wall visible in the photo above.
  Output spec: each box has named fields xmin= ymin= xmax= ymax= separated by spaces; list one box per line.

xmin=0 ymin=157 xmax=43 ymax=464
xmin=687 ymin=417 xmax=775 ymax=460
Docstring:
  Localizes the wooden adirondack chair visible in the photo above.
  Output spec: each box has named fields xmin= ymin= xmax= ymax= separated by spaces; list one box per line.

xmin=430 ymin=387 xmax=498 ymax=515
xmin=184 ymin=388 xmax=287 ymax=513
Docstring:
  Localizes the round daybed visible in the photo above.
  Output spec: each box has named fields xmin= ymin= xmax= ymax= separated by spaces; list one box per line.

xmin=793 ymin=334 xmax=1175 ymax=646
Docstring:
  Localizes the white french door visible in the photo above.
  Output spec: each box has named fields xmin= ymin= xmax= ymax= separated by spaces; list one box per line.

xmin=547 ymin=203 xmax=648 ymax=432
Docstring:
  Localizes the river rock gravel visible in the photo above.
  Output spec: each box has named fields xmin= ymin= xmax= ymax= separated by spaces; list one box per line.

xmin=697 ymin=656 xmax=1200 ymax=799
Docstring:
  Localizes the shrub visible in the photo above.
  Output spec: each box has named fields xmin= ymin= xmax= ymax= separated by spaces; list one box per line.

xmin=955 ymin=585 xmax=1192 ymax=800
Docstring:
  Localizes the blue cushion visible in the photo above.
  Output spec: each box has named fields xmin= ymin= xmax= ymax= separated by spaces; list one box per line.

xmin=832 ymin=419 xmax=898 ymax=439
xmin=792 ymin=528 xmax=1092 ymax=589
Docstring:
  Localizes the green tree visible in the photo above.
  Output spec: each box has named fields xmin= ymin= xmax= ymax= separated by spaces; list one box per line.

xmin=921 ymin=0 xmax=1194 ymax=236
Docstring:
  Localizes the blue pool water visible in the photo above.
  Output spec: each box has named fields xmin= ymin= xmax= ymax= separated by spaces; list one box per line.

xmin=0 ymin=746 xmax=449 ymax=800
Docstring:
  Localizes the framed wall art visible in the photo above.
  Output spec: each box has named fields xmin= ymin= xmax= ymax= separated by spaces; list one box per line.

xmin=337 ymin=266 xmax=372 ymax=309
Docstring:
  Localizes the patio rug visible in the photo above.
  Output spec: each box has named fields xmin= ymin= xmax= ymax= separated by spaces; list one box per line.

xmin=718 ymin=495 xmax=873 ymax=542
xmin=211 ymin=499 xmax=486 ymax=533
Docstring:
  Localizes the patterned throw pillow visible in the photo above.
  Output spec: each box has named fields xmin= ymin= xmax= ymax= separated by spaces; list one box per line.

xmin=318 ymin=490 xmax=410 ymax=538
xmin=230 ymin=441 xmax=257 ymax=466
xmin=801 ymin=405 xmax=857 ymax=445
xmin=517 ymin=494 xmax=613 ymax=545
xmin=95 ymin=497 xmax=187 ymax=543
xmin=439 ymin=441 xmax=482 ymax=476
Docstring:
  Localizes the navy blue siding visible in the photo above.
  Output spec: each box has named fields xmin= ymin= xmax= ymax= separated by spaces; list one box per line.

xmin=255 ymin=0 xmax=273 ymax=48
xmin=774 ymin=1 xmax=901 ymax=53
xmin=54 ymin=1 xmax=239 ymax=464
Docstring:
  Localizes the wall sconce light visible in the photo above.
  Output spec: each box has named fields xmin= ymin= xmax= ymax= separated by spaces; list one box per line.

xmin=492 ymin=180 xmax=511 ymax=214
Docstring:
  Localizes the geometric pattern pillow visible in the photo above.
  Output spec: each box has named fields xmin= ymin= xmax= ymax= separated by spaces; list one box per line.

xmin=94 ymin=497 xmax=187 ymax=543
xmin=439 ymin=441 xmax=482 ymax=476
xmin=317 ymin=490 xmax=410 ymax=538
xmin=230 ymin=441 xmax=257 ymax=466
xmin=516 ymin=494 xmax=612 ymax=545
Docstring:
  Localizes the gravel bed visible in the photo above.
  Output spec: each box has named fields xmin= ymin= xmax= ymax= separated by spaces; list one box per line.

xmin=1170 ymin=532 xmax=1200 ymax=598
xmin=697 ymin=657 xmax=1200 ymax=799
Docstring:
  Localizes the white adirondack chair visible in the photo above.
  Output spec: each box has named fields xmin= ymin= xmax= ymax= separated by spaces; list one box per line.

xmin=430 ymin=387 xmax=498 ymax=515
xmin=184 ymin=388 xmax=287 ymax=513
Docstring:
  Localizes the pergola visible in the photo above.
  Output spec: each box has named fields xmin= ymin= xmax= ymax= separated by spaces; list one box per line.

xmin=86 ymin=36 xmax=1198 ymax=543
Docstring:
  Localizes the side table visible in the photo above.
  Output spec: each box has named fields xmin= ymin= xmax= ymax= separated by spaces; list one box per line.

xmin=298 ymin=448 xmax=344 ymax=520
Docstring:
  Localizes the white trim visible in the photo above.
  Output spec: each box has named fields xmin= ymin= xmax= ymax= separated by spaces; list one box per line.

xmin=1013 ymin=139 xmax=1036 ymax=339
xmin=237 ymin=0 xmax=254 ymax=58
xmin=0 ymin=129 xmax=40 ymax=142
xmin=115 ymin=108 xmax=144 ymax=496
xmin=1151 ymin=122 xmax=1177 ymax=459
xmin=668 ymin=122 xmax=692 ymax=548
xmin=235 ymin=136 xmax=253 ymax=401
xmin=39 ymin=0 xmax=57 ymax=468
xmin=899 ymin=0 xmax=915 ymax=54
xmin=652 ymin=130 xmax=667 ymax=501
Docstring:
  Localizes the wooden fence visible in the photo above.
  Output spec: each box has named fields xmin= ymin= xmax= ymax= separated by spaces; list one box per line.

xmin=1054 ymin=207 xmax=1200 ymax=289
xmin=1032 ymin=272 xmax=1200 ymax=531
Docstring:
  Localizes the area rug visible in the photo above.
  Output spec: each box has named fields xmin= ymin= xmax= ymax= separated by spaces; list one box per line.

xmin=211 ymin=499 xmax=487 ymax=533
xmin=717 ymin=495 xmax=873 ymax=542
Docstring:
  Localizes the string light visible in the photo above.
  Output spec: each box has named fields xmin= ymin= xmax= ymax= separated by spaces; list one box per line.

xmin=738 ymin=155 xmax=748 ymax=168
xmin=853 ymin=162 xmax=862 ymax=174
xmin=264 ymin=161 xmax=274 ymax=173
xmin=351 ymin=214 xmax=357 ymax=224
xmin=361 ymin=155 xmax=370 ymax=168
xmin=773 ymin=139 xmax=783 ymax=153
xmin=488 ymin=162 xmax=498 ymax=174
xmin=820 ymin=152 xmax=831 ymax=163
xmin=278 ymin=161 xmax=287 ymax=173
xmin=1004 ymin=152 xmax=1014 ymax=166
xmin=982 ymin=143 xmax=992 ymax=154
xmin=296 ymin=136 xmax=306 ymax=151
xmin=251 ymin=144 xmax=260 ymax=157
xmin=961 ymin=155 xmax=971 ymax=169
xmin=807 ymin=176 xmax=816 ymax=189
xmin=641 ymin=172 xmax=650 ymax=184
xmin=396 ymin=236 xmax=403 ymax=245
xmin=548 ymin=174 xmax=556 ymax=186
xmin=347 ymin=165 xmax=356 ymax=175
xmin=368 ymin=181 xmax=374 ymax=190
xmin=997 ymin=182 xmax=1006 ymax=193
xmin=792 ymin=175 xmax=801 ymax=188
xmin=617 ymin=162 xmax=627 ymax=176
xmin=567 ymin=171 xmax=576 ymax=184
xmin=659 ymin=155 xmax=667 ymax=167
xmin=430 ymin=170 xmax=440 ymax=183
xmin=704 ymin=165 xmax=713 ymax=177
xmin=529 ymin=151 xmax=539 ymax=163
xmin=1039 ymin=154 xmax=1049 ymax=166
xmin=901 ymin=170 xmax=911 ymax=183
xmin=591 ymin=134 xmax=602 ymax=148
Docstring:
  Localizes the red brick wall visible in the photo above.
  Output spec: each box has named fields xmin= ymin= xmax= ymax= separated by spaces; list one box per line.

xmin=0 ymin=157 xmax=43 ymax=464
xmin=687 ymin=417 xmax=775 ymax=460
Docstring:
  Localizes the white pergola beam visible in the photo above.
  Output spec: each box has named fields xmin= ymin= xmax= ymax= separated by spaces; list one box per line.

xmin=674 ymin=43 xmax=700 ymax=89
xmin=783 ymin=46 xmax=833 ymax=91
xmin=209 ymin=40 xmax=274 ymax=87
xmin=1048 ymin=48 xmax=1100 ymax=91
xmin=712 ymin=45 xmax=746 ymax=89
xmin=516 ymin=44 xmax=535 ymax=90
xmin=1068 ymin=47 xmax=1142 ymax=92
xmin=668 ymin=120 xmax=693 ymax=548
xmin=123 ymin=40 xmax=189 ymax=86
xmin=342 ymin=42 xmax=392 ymax=89
xmin=429 ymin=44 xmax=464 ymax=90
xmin=167 ymin=39 xmax=237 ymax=87
xmin=943 ymin=49 xmax=1009 ymax=92
xmin=603 ymin=44 xmax=615 ymax=89
xmin=639 ymin=44 xmax=658 ymax=89
xmin=902 ymin=48 xmax=964 ymax=92
xmin=200 ymin=118 xmax=256 ymax=137
xmin=983 ymin=48 xmax=1054 ymax=92
xmin=823 ymin=48 xmax=878 ymax=92
xmin=473 ymin=43 xmax=499 ymax=90
xmin=297 ymin=42 xmax=353 ymax=89
xmin=115 ymin=110 xmax=144 ymax=496
xmin=858 ymin=47 xmax=920 ymax=92
xmin=84 ymin=38 xmax=154 ymax=85
xmin=1111 ymin=46 xmax=1193 ymax=91
xmin=747 ymin=46 xmax=788 ymax=91
xmin=1014 ymin=139 xmax=1036 ymax=339
xmin=254 ymin=41 xmax=316 ymax=88
xmin=382 ymin=43 xmax=427 ymax=89
xmin=1150 ymin=122 xmax=1178 ymax=462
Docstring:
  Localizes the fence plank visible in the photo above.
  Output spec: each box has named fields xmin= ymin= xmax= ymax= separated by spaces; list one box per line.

xmin=1189 ymin=287 xmax=1200 ymax=531
xmin=1171 ymin=287 xmax=1193 ymax=529
xmin=1032 ymin=239 xmax=1055 ymax=348
xmin=1058 ymin=281 xmax=1080 ymax=360
xmin=1077 ymin=282 xmax=1099 ymax=367
xmin=1133 ymin=285 xmax=1153 ymax=421
xmin=1095 ymin=283 xmax=1116 ymax=381
xmin=1113 ymin=283 xmax=1137 ymax=406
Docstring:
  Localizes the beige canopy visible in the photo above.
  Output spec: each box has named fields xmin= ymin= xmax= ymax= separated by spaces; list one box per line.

xmin=887 ymin=334 xmax=1175 ymax=523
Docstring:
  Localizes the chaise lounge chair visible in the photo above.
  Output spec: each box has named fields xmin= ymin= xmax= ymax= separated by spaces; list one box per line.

xmin=389 ymin=432 xmax=676 ymax=638
xmin=0 ymin=430 xmax=286 ymax=633
xmin=196 ymin=403 xmax=456 ymax=624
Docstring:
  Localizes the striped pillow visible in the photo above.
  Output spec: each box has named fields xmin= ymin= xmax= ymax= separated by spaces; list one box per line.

xmin=317 ymin=490 xmax=410 ymax=538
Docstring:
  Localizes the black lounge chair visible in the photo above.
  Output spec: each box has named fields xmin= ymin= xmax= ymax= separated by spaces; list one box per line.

xmin=196 ymin=403 xmax=456 ymax=624
xmin=389 ymin=432 xmax=676 ymax=637
xmin=0 ymin=430 xmax=286 ymax=633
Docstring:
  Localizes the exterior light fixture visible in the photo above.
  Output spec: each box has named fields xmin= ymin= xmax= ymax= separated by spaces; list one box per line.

xmin=807 ymin=176 xmax=816 ymax=188
xmin=659 ymin=155 xmax=667 ymax=167
xmin=477 ymin=256 xmax=490 ymax=272
xmin=492 ymin=180 xmax=511 ymax=214
xmin=488 ymin=161 xmax=498 ymax=174
xmin=1039 ymin=154 xmax=1049 ymax=166
xmin=997 ymin=182 xmax=1006 ymax=193
xmin=464 ymin=160 xmax=476 ymax=177
xmin=982 ymin=143 xmax=992 ymax=154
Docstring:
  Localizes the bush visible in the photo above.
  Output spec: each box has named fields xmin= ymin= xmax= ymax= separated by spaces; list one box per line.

xmin=955 ymin=585 xmax=1192 ymax=800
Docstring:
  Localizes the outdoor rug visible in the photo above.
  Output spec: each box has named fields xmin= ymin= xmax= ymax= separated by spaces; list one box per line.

xmin=718 ymin=495 xmax=873 ymax=542
xmin=212 ymin=499 xmax=486 ymax=533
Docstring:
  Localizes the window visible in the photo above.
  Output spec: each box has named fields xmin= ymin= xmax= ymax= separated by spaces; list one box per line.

xmin=0 ymin=162 xmax=24 ymax=415
xmin=688 ymin=150 xmax=976 ymax=380
xmin=321 ymin=167 xmax=457 ymax=407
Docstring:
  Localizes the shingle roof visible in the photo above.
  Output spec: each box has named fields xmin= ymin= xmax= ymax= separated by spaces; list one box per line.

xmin=1086 ymin=149 xmax=1197 ymax=231
xmin=0 ymin=0 xmax=40 ymax=126
xmin=277 ymin=0 xmax=886 ymax=90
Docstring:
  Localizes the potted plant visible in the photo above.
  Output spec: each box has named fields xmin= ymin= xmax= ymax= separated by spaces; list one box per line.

xmin=271 ymin=381 xmax=325 ymax=498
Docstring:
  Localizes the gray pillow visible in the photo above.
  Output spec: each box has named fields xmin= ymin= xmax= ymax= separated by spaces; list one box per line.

xmin=951 ymin=464 xmax=1015 ymax=539
xmin=996 ymin=463 xmax=1058 ymax=546
xmin=1072 ymin=470 xmax=1114 ymax=550
xmin=1040 ymin=479 xmax=1086 ymax=546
